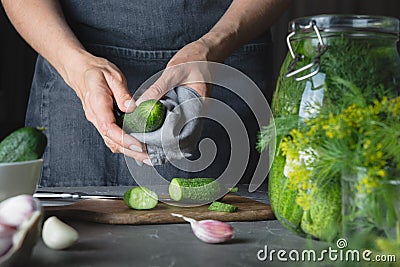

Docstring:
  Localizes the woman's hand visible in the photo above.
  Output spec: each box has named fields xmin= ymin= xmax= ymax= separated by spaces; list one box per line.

xmin=136 ymin=36 xmax=223 ymax=105
xmin=63 ymin=52 xmax=150 ymax=162
xmin=136 ymin=0 xmax=292 ymax=105
xmin=2 ymin=0 xmax=151 ymax=163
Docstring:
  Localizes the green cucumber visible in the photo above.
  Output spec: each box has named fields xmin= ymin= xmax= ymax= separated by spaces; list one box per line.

xmin=268 ymin=153 xmax=304 ymax=234
xmin=300 ymin=181 xmax=341 ymax=241
xmin=208 ymin=201 xmax=238 ymax=213
xmin=123 ymin=99 xmax=166 ymax=133
xmin=0 ymin=127 xmax=47 ymax=163
xmin=229 ymin=187 xmax=238 ymax=193
xmin=123 ymin=186 xmax=158 ymax=210
xmin=169 ymin=178 xmax=221 ymax=203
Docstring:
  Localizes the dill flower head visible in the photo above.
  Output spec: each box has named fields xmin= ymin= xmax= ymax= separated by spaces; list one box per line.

xmin=277 ymin=96 xmax=400 ymax=207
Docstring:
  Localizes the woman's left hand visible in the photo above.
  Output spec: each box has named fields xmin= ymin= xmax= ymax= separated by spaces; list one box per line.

xmin=136 ymin=36 xmax=225 ymax=104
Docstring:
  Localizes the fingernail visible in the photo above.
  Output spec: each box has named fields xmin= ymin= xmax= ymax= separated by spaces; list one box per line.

xmin=143 ymin=159 xmax=153 ymax=166
xmin=135 ymin=159 xmax=143 ymax=166
xmin=130 ymin=145 xmax=143 ymax=152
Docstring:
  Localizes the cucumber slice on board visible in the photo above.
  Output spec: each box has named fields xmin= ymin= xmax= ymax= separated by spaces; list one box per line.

xmin=208 ymin=201 xmax=238 ymax=213
xmin=123 ymin=187 xmax=158 ymax=210
xmin=229 ymin=187 xmax=238 ymax=193
xmin=168 ymin=178 xmax=221 ymax=203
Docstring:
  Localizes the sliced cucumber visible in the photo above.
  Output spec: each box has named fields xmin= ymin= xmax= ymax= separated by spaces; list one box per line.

xmin=123 ymin=186 xmax=158 ymax=210
xmin=229 ymin=187 xmax=239 ymax=193
xmin=208 ymin=201 xmax=238 ymax=213
xmin=169 ymin=178 xmax=220 ymax=203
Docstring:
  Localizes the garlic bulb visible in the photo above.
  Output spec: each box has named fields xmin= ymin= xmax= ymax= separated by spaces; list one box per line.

xmin=0 ymin=195 xmax=36 ymax=258
xmin=0 ymin=195 xmax=34 ymax=226
xmin=171 ymin=213 xmax=234 ymax=244
xmin=42 ymin=216 xmax=79 ymax=250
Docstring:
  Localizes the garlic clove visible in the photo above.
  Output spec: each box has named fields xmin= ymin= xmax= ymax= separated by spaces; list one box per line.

xmin=0 ymin=195 xmax=35 ymax=227
xmin=42 ymin=216 xmax=79 ymax=250
xmin=192 ymin=220 xmax=234 ymax=244
xmin=171 ymin=213 xmax=234 ymax=244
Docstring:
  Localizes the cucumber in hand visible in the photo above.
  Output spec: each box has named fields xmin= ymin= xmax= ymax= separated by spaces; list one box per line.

xmin=122 ymin=99 xmax=166 ymax=133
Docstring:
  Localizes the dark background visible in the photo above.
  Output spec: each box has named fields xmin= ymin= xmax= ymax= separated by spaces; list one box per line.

xmin=0 ymin=0 xmax=399 ymax=139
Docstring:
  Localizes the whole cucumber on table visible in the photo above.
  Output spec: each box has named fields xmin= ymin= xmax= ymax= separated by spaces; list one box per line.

xmin=122 ymin=99 xmax=166 ymax=133
xmin=124 ymin=186 xmax=158 ymax=210
xmin=0 ymin=127 xmax=47 ymax=163
xmin=169 ymin=178 xmax=221 ymax=203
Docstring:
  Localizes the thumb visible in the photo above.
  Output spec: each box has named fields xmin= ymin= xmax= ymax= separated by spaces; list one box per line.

xmin=104 ymin=71 xmax=136 ymax=112
xmin=136 ymin=74 xmax=173 ymax=106
xmin=136 ymin=84 xmax=165 ymax=106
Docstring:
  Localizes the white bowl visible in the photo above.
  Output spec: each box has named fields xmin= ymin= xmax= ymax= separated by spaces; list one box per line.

xmin=0 ymin=159 xmax=43 ymax=202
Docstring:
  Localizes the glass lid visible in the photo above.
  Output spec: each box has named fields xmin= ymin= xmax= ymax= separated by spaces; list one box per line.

xmin=289 ymin=14 xmax=399 ymax=35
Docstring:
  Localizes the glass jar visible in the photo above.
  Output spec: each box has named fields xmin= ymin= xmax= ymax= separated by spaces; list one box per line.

xmin=342 ymin=167 xmax=400 ymax=241
xmin=268 ymin=15 xmax=400 ymax=241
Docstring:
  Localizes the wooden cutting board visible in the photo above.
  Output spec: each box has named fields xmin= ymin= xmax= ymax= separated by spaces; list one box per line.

xmin=44 ymin=194 xmax=275 ymax=225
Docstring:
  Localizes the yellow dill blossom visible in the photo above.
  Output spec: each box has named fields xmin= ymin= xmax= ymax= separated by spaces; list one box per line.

xmin=279 ymin=135 xmax=314 ymax=210
xmin=363 ymin=139 xmax=371 ymax=149
xmin=296 ymin=189 xmax=313 ymax=211
xmin=281 ymin=144 xmax=312 ymax=191
xmin=391 ymin=97 xmax=400 ymax=115
xmin=306 ymin=124 xmax=319 ymax=137
xmin=367 ymin=166 xmax=387 ymax=179
xmin=290 ymin=164 xmax=312 ymax=190
xmin=325 ymin=130 xmax=335 ymax=139
xmin=342 ymin=104 xmax=363 ymax=128
xmin=280 ymin=136 xmax=298 ymax=160
xmin=355 ymin=175 xmax=379 ymax=194
xmin=376 ymin=169 xmax=386 ymax=178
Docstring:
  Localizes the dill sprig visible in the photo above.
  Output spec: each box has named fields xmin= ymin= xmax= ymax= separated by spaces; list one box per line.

xmin=257 ymin=115 xmax=299 ymax=152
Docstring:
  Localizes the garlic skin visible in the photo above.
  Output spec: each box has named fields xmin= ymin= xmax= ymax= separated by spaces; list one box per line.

xmin=0 ymin=223 xmax=16 ymax=257
xmin=0 ymin=237 xmax=12 ymax=257
xmin=0 ymin=195 xmax=34 ymax=226
xmin=0 ymin=224 xmax=17 ymax=237
xmin=171 ymin=213 xmax=234 ymax=244
xmin=42 ymin=216 xmax=79 ymax=250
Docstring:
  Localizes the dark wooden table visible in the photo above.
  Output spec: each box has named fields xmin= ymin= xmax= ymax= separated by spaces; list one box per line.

xmin=29 ymin=185 xmax=333 ymax=267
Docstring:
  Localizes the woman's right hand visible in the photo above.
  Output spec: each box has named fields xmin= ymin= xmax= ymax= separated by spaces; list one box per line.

xmin=2 ymin=0 xmax=151 ymax=164
xmin=62 ymin=51 xmax=150 ymax=163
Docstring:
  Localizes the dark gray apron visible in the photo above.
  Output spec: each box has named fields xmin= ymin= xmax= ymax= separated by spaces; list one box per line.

xmin=26 ymin=0 xmax=273 ymax=186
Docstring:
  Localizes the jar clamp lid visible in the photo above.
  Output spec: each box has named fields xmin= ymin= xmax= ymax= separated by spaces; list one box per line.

xmin=286 ymin=15 xmax=400 ymax=81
